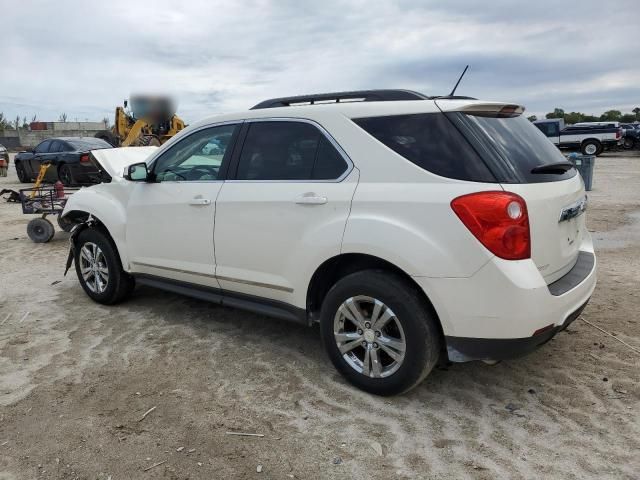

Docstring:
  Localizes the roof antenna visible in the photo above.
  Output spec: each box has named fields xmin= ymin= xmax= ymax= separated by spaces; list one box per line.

xmin=448 ymin=65 xmax=469 ymax=97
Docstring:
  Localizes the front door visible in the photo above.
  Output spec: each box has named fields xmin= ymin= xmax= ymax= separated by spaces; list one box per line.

xmin=126 ymin=123 xmax=240 ymax=288
xmin=214 ymin=119 xmax=358 ymax=306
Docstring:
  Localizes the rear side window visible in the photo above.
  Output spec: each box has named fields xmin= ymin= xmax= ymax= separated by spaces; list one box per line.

xmin=35 ymin=140 xmax=52 ymax=153
xmin=353 ymin=113 xmax=495 ymax=182
xmin=450 ymin=113 xmax=577 ymax=183
xmin=236 ymin=121 xmax=348 ymax=181
xmin=535 ymin=122 xmax=560 ymax=137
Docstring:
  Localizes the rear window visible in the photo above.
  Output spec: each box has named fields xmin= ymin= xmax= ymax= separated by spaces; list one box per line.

xmin=353 ymin=113 xmax=495 ymax=182
xmin=448 ymin=113 xmax=577 ymax=183
xmin=67 ymin=138 xmax=112 ymax=150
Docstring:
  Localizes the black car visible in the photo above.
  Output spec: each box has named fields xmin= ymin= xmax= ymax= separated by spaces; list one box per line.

xmin=14 ymin=137 xmax=112 ymax=185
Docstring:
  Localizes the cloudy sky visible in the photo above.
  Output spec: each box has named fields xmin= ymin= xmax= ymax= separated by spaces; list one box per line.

xmin=1 ymin=0 xmax=638 ymax=124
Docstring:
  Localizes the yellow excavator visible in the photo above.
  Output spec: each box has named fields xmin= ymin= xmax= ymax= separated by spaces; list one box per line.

xmin=95 ymin=95 xmax=186 ymax=147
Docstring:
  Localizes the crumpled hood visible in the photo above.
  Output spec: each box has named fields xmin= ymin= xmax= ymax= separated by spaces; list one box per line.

xmin=90 ymin=146 xmax=158 ymax=179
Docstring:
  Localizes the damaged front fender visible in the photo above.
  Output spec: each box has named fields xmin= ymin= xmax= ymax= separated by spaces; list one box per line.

xmin=64 ymin=216 xmax=97 ymax=276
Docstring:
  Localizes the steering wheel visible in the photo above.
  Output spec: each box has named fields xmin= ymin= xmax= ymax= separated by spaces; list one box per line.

xmin=186 ymin=166 xmax=219 ymax=180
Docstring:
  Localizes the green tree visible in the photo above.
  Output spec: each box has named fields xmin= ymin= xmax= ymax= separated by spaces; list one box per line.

xmin=600 ymin=110 xmax=622 ymax=121
xmin=527 ymin=115 xmax=538 ymax=122
xmin=632 ymin=107 xmax=640 ymax=120
xmin=564 ymin=112 xmax=585 ymax=124
xmin=0 ymin=112 xmax=11 ymax=130
xmin=620 ymin=113 xmax=636 ymax=123
xmin=545 ymin=108 xmax=565 ymax=119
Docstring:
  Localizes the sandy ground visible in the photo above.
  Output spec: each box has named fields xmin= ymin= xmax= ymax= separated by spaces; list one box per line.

xmin=0 ymin=152 xmax=639 ymax=480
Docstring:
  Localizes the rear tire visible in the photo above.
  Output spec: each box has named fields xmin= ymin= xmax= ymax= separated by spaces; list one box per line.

xmin=581 ymin=140 xmax=602 ymax=156
xmin=74 ymin=228 xmax=135 ymax=304
xmin=27 ymin=218 xmax=55 ymax=243
xmin=319 ymin=270 xmax=441 ymax=396
xmin=15 ymin=161 xmax=30 ymax=183
xmin=58 ymin=163 xmax=74 ymax=186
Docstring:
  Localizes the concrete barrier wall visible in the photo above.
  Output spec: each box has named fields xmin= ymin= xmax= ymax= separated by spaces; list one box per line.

xmin=0 ymin=128 xmax=104 ymax=149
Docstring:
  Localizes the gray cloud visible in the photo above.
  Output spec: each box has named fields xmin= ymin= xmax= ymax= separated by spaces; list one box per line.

xmin=1 ymin=0 xmax=638 ymax=124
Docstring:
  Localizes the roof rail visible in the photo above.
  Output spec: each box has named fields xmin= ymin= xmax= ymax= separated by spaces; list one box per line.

xmin=250 ymin=89 xmax=429 ymax=110
xmin=430 ymin=95 xmax=478 ymax=100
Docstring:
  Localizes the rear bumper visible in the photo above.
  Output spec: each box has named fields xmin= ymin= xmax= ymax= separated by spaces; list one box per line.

xmin=413 ymin=235 xmax=596 ymax=362
xmin=444 ymin=299 xmax=589 ymax=361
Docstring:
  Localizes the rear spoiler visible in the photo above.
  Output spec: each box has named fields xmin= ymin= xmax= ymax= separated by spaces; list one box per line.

xmin=435 ymin=100 xmax=525 ymax=117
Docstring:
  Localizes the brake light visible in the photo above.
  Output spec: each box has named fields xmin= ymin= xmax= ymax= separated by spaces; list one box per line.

xmin=451 ymin=191 xmax=530 ymax=260
xmin=80 ymin=154 xmax=90 ymax=164
xmin=616 ymin=129 xmax=622 ymax=139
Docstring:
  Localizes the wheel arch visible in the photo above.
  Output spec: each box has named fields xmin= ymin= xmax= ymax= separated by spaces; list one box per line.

xmin=62 ymin=190 xmax=130 ymax=267
xmin=306 ymin=253 xmax=446 ymax=341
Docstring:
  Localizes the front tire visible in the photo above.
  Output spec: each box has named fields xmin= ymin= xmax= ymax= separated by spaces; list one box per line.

xmin=320 ymin=270 xmax=441 ymax=396
xmin=15 ymin=161 xmax=30 ymax=183
xmin=74 ymin=228 xmax=135 ymax=304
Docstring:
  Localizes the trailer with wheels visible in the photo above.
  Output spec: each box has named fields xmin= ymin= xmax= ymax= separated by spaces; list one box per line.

xmin=19 ymin=184 xmax=80 ymax=242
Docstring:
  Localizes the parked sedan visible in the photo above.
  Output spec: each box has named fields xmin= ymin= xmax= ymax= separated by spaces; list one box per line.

xmin=14 ymin=137 xmax=112 ymax=185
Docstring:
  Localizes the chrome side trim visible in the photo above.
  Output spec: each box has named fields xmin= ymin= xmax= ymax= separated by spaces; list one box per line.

xmin=130 ymin=262 xmax=293 ymax=293
xmin=216 ymin=275 xmax=294 ymax=293
xmin=131 ymin=261 xmax=217 ymax=279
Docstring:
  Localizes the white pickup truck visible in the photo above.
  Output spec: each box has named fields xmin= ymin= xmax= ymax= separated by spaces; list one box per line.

xmin=534 ymin=119 xmax=622 ymax=156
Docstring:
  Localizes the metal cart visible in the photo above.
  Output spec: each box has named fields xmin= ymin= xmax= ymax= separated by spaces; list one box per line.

xmin=19 ymin=185 xmax=80 ymax=243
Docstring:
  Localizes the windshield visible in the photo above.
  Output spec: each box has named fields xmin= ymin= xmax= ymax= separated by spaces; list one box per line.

xmin=448 ymin=113 xmax=577 ymax=183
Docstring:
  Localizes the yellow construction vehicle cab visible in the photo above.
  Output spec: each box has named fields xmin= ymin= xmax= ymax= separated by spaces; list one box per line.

xmin=95 ymin=95 xmax=185 ymax=147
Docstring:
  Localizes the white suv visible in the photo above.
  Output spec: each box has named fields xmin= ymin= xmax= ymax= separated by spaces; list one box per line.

xmin=61 ymin=90 xmax=597 ymax=395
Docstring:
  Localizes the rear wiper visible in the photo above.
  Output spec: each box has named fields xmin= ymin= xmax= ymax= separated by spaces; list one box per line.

xmin=530 ymin=161 xmax=574 ymax=174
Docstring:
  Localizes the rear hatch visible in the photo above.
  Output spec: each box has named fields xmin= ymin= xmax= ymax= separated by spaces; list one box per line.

xmin=438 ymin=101 xmax=587 ymax=284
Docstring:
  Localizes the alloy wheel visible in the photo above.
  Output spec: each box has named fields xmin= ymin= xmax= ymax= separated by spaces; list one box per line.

xmin=79 ymin=242 xmax=109 ymax=293
xmin=333 ymin=295 xmax=406 ymax=378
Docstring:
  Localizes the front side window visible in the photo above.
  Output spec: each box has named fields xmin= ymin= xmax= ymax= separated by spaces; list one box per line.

xmin=236 ymin=121 xmax=348 ymax=180
xmin=152 ymin=124 xmax=237 ymax=182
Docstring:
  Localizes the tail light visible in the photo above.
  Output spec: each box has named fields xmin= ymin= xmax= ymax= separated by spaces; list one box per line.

xmin=80 ymin=154 xmax=90 ymax=164
xmin=616 ymin=129 xmax=622 ymax=140
xmin=451 ymin=191 xmax=530 ymax=260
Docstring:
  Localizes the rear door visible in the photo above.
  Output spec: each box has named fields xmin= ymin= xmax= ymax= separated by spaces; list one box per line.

xmin=446 ymin=108 xmax=587 ymax=283
xmin=213 ymin=119 xmax=357 ymax=305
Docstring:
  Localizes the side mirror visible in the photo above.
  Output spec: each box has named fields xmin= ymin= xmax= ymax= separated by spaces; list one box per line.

xmin=124 ymin=162 xmax=149 ymax=181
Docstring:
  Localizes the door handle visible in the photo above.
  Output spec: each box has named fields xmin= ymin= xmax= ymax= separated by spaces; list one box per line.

xmin=189 ymin=197 xmax=211 ymax=206
xmin=295 ymin=193 xmax=327 ymax=205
